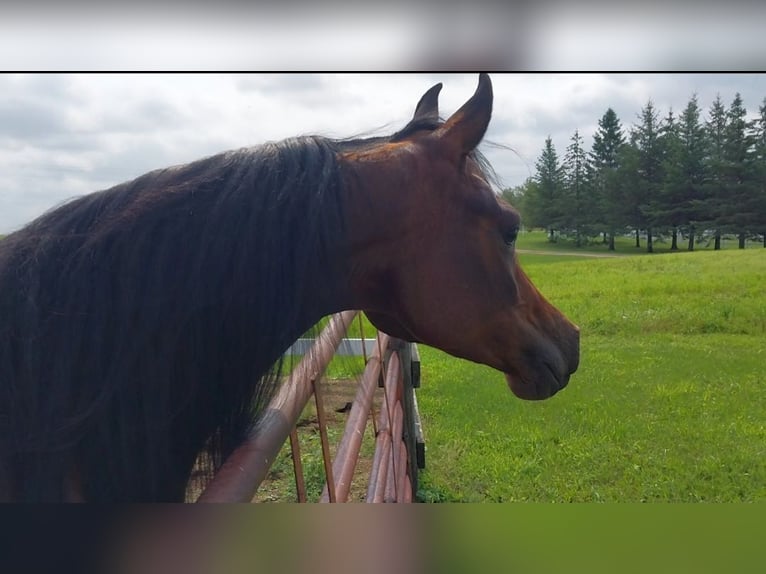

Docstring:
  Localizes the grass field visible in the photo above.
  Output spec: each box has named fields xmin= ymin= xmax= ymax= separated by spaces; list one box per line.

xmin=258 ymin=232 xmax=765 ymax=503
xmin=415 ymin=233 xmax=766 ymax=502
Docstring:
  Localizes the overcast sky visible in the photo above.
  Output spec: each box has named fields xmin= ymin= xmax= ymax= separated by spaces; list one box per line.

xmin=2 ymin=73 xmax=765 ymax=234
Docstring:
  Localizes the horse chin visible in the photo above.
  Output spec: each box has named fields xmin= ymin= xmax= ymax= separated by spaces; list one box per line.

xmin=505 ymin=370 xmax=568 ymax=401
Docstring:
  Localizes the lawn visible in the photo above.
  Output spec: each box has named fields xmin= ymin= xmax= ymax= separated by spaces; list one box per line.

xmin=415 ymin=246 xmax=766 ymax=502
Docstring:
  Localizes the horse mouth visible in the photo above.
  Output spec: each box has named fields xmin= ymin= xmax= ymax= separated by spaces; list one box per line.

xmin=503 ymin=325 xmax=580 ymax=401
xmin=505 ymin=362 xmax=570 ymax=401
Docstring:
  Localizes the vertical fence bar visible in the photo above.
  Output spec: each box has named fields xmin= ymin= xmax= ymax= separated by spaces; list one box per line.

xmin=357 ymin=313 xmax=369 ymax=365
xmin=312 ymin=378 xmax=336 ymax=503
xmin=288 ymin=429 xmax=307 ymax=502
xmin=398 ymin=342 xmax=420 ymax=495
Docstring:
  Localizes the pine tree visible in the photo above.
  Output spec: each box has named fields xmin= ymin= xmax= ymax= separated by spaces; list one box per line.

xmin=656 ymin=108 xmax=684 ymax=250
xmin=752 ymin=97 xmax=766 ymax=247
xmin=589 ymin=108 xmax=626 ymax=250
xmin=702 ymin=94 xmax=728 ymax=250
xmin=561 ymin=129 xmax=589 ymax=246
xmin=528 ymin=136 xmax=565 ymax=242
xmin=722 ymin=93 xmax=756 ymax=248
xmin=615 ymin=140 xmax=643 ymax=248
xmin=631 ymin=100 xmax=664 ymax=253
xmin=677 ymin=94 xmax=708 ymax=250
xmin=515 ymin=178 xmax=543 ymax=228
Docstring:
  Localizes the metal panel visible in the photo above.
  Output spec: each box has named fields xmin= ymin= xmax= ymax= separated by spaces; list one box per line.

xmin=286 ymin=338 xmax=378 ymax=357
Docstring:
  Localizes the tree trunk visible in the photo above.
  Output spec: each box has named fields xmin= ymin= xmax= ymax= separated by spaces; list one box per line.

xmin=763 ymin=232 xmax=765 ymax=248
xmin=738 ymin=232 xmax=746 ymax=249
xmin=602 ymin=232 xmax=608 ymax=244
xmin=575 ymin=228 xmax=581 ymax=248
xmin=687 ymin=225 xmax=695 ymax=251
xmin=714 ymin=231 xmax=721 ymax=250
xmin=635 ymin=228 xmax=641 ymax=248
xmin=609 ymin=232 xmax=615 ymax=251
xmin=647 ymin=227 xmax=654 ymax=253
xmin=548 ymin=228 xmax=558 ymax=243
xmin=671 ymin=228 xmax=678 ymax=251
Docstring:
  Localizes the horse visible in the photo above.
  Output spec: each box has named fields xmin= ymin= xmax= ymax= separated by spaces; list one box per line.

xmin=0 ymin=74 xmax=579 ymax=502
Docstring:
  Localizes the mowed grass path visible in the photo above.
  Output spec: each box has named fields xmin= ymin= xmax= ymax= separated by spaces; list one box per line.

xmin=416 ymin=243 xmax=766 ymax=502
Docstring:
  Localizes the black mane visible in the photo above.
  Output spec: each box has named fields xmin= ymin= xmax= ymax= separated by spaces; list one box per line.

xmin=0 ymin=135 xmax=350 ymax=501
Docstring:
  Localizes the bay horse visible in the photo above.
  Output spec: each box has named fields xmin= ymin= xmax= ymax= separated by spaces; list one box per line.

xmin=0 ymin=74 xmax=579 ymax=502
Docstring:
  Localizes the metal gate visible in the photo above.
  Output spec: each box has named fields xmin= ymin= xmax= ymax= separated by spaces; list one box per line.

xmin=195 ymin=311 xmax=425 ymax=503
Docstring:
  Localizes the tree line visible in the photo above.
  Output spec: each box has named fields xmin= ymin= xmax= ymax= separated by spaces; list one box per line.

xmin=506 ymin=92 xmax=766 ymax=251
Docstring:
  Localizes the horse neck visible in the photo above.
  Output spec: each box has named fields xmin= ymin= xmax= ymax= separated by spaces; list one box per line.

xmin=339 ymin=154 xmax=415 ymax=313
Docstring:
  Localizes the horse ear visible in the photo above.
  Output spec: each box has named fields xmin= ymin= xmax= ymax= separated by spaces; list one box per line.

xmin=434 ymin=73 xmax=493 ymax=155
xmin=412 ymin=82 xmax=442 ymax=122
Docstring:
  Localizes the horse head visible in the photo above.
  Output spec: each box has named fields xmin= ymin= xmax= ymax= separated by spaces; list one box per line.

xmin=342 ymin=74 xmax=580 ymax=400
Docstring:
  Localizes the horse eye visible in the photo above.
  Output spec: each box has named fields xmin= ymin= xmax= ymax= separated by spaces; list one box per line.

xmin=502 ymin=227 xmax=519 ymax=246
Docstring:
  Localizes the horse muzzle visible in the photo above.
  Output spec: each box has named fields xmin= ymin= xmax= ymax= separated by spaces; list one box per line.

xmin=505 ymin=324 xmax=580 ymax=401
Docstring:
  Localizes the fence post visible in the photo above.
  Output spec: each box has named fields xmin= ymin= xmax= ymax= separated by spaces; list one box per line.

xmin=397 ymin=340 xmax=421 ymax=497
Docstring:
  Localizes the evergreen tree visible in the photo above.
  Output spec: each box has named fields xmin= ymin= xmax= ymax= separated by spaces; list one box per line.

xmin=561 ymin=129 xmax=589 ymax=246
xmin=615 ymin=140 xmax=643 ymax=248
xmin=751 ymin=97 xmax=766 ymax=247
xmin=516 ymin=178 xmax=544 ymax=228
xmin=589 ymin=108 xmax=626 ymax=250
xmin=528 ymin=136 xmax=565 ymax=242
xmin=722 ymin=93 xmax=757 ymax=248
xmin=656 ymin=108 xmax=684 ymax=250
xmin=631 ymin=100 xmax=664 ymax=253
xmin=702 ymin=94 xmax=728 ymax=249
xmin=508 ymin=87 xmax=766 ymax=252
xmin=677 ymin=94 xmax=708 ymax=250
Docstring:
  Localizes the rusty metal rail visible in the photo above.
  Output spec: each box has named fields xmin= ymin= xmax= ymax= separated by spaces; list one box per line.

xmin=197 ymin=310 xmax=423 ymax=503
xmin=197 ymin=310 xmax=358 ymax=502
xmin=321 ymin=336 xmax=422 ymax=503
xmin=319 ymin=332 xmax=390 ymax=502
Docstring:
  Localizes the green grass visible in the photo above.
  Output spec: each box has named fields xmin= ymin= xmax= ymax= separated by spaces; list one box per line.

xmin=517 ymin=253 xmax=596 ymax=265
xmin=416 ymin=247 xmax=766 ymax=502
xmin=524 ymin=248 xmax=766 ymax=337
